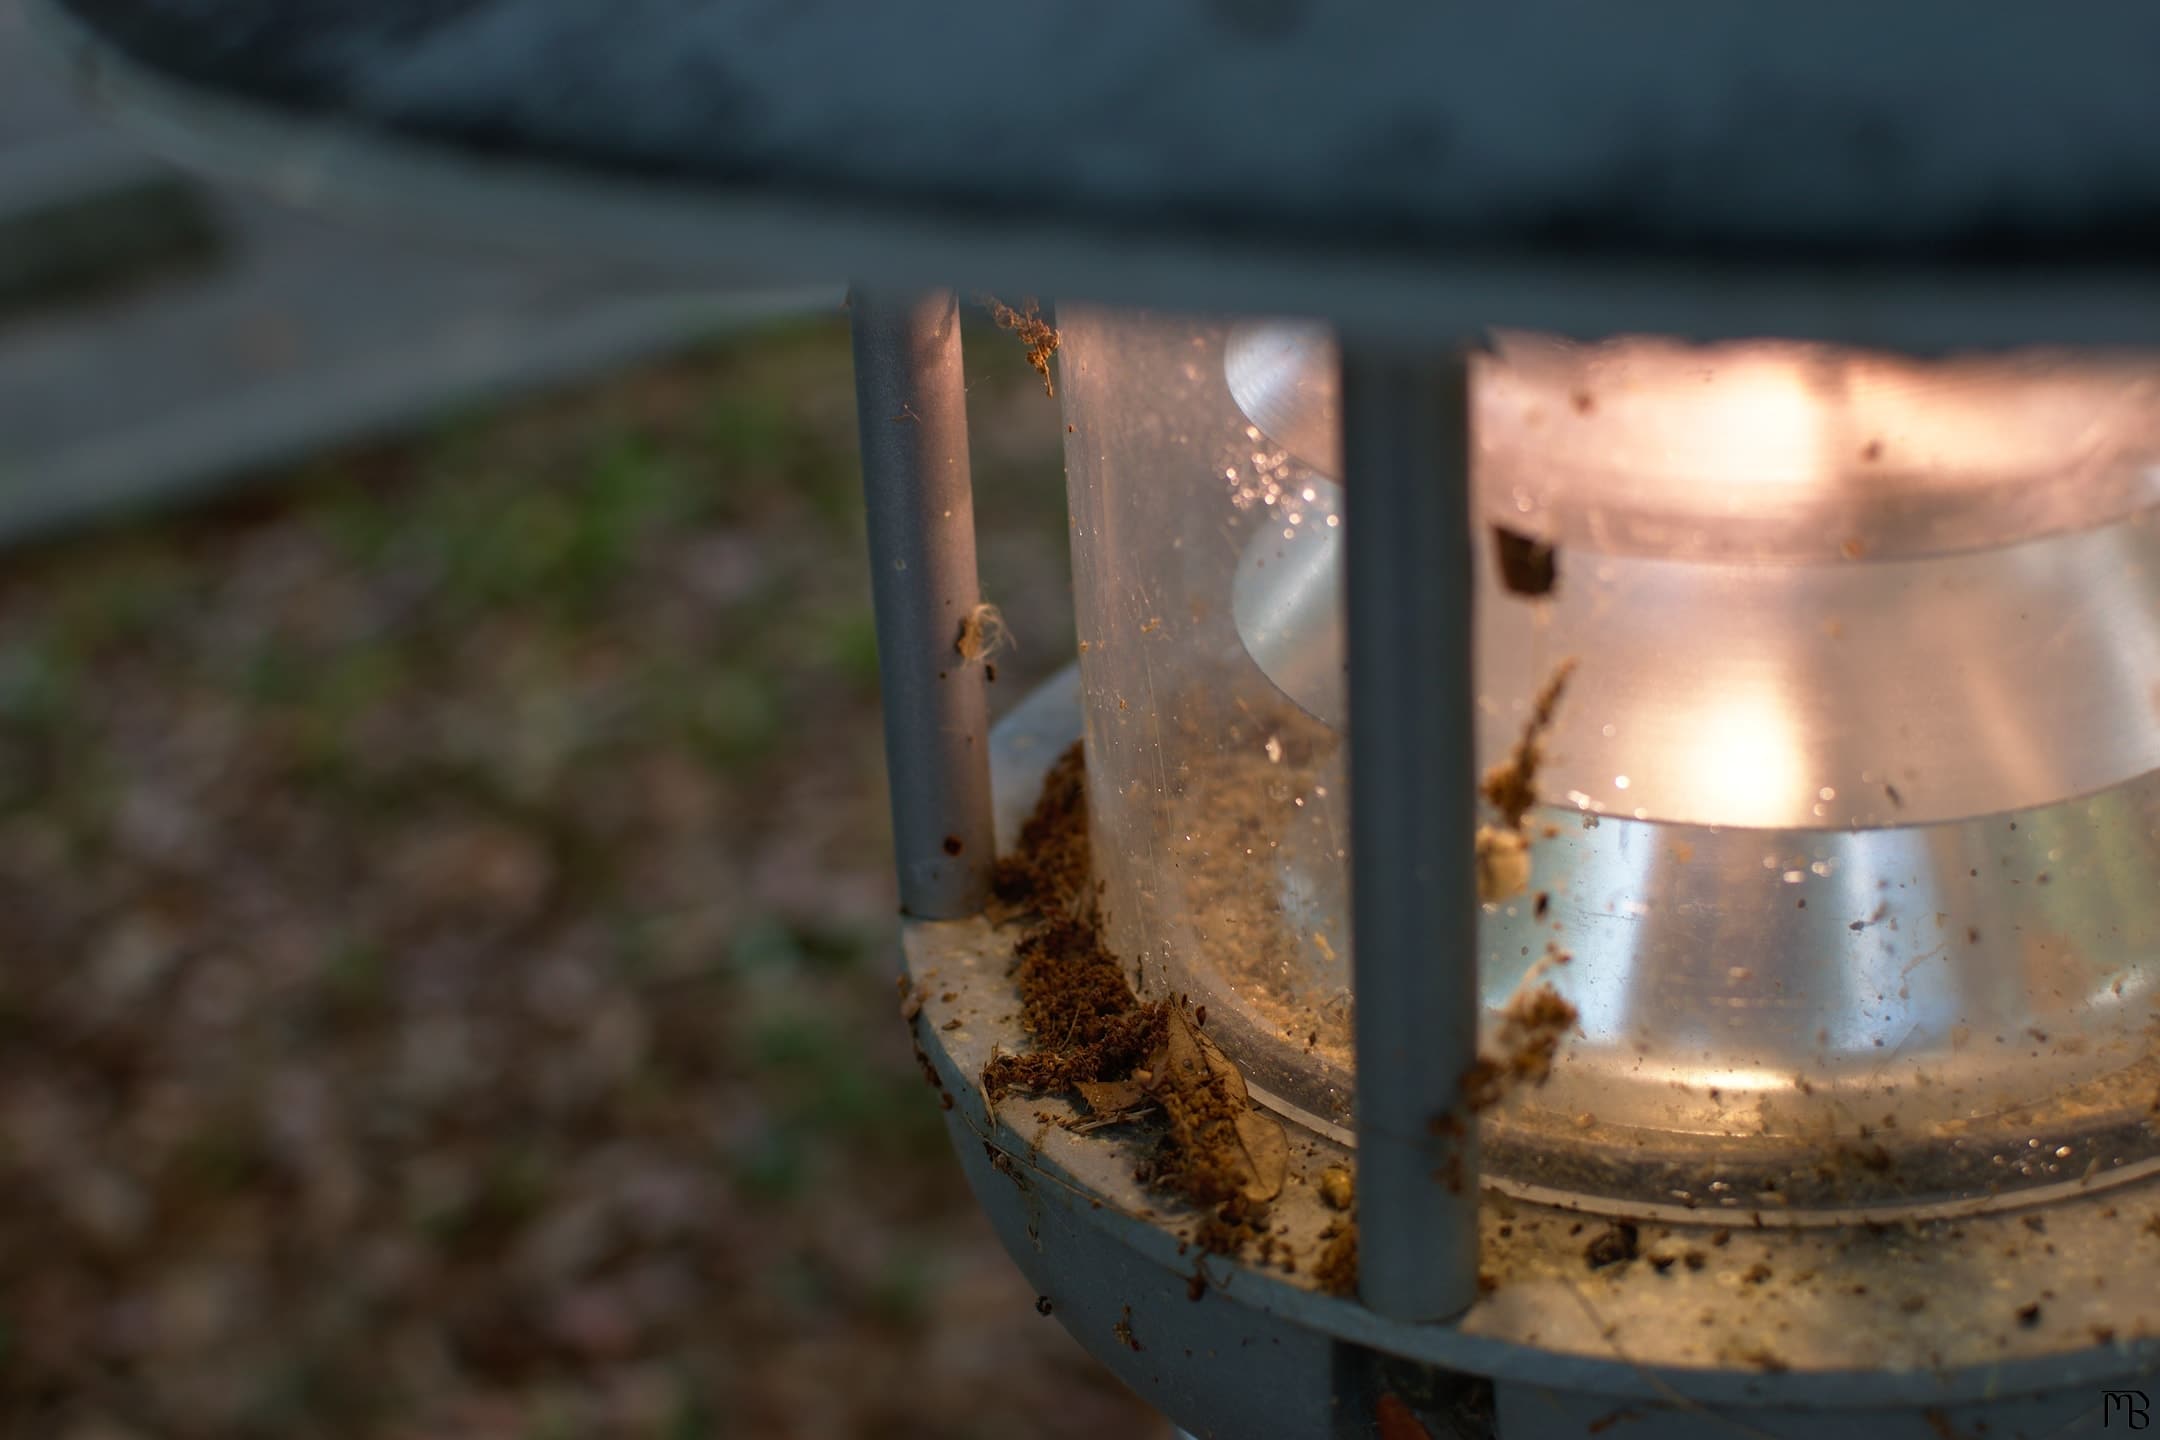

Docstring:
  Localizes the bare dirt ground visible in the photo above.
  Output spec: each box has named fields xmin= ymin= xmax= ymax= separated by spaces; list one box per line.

xmin=0 ymin=315 xmax=1166 ymax=1439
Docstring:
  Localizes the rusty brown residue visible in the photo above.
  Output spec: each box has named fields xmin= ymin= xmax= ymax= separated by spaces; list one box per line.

xmin=980 ymin=296 xmax=1060 ymax=396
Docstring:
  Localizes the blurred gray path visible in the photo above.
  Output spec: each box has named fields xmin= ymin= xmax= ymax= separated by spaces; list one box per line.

xmin=0 ymin=0 xmax=837 ymax=545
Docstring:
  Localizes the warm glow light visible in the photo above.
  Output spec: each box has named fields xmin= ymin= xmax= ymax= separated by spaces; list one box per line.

xmin=1475 ymin=333 xmax=2160 ymax=559
xmin=1650 ymin=355 xmax=1827 ymax=496
xmin=1841 ymin=353 xmax=2160 ymax=485
xmin=1653 ymin=683 xmax=1806 ymax=829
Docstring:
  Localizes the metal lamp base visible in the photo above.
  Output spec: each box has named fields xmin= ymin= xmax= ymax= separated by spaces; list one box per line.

xmin=912 ymin=667 xmax=2160 ymax=1439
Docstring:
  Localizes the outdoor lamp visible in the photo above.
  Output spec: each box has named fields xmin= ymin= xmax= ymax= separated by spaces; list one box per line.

xmin=33 ymin=3 xmax=2160 ymax=1435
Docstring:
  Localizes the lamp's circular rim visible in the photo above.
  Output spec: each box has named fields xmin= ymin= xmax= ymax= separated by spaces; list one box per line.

xmin=30 ymin=0 xmax=2160 ymax=352
xmin=945 ymin=666 xmax=2160 ymax=1408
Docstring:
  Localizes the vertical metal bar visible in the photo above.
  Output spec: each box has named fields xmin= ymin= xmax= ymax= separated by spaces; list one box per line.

xmin=849 ymin=287 xmax=996 ymax=918
xmin=1341 ymin=342 xmax=1481 ymax=1321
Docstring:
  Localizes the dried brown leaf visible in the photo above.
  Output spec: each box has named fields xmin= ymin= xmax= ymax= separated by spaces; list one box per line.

xmin=1230 ymin=1107 xmax=1288 ymax=1204
xmin=1154 ymin=1004 xmax=1286 ymax=1204
xmin=1074 ymin=1079 xmax=1150 ymax=1115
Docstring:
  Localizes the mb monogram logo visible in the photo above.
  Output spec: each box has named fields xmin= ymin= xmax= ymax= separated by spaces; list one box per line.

xmin=2105 ymin=1390 xmax=2152 ymax=1428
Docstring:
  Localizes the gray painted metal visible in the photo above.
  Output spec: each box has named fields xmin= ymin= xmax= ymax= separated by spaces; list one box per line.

xmin=25 ymin=0 xmax=2160 ymax=353
xmin=1342 ymin=347 xmax=1480 ymax=1323
xmin=1491 ymin=1382 xmax=2112 ymax=1438
xmin=37 ymin=0 xmax=2160 ymax=266
xmin=849 ymin=288 xmax=995 ymax=919
xmin=946 ymin=1100 xmax=1354 ymax=1440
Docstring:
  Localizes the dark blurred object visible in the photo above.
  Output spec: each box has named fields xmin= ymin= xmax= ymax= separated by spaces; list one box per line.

xmin=0 ymin=0 xmax=220 ymax=310
xmin=0 ymin=0 xmax=835 ymax=550
xmin=0 ymin=131 xmax=219 ymax=314
xmin=1489 ymin=525 xmax=1556 ymax=599
xmin=30 ymin=0 xmax=2160 ymax=350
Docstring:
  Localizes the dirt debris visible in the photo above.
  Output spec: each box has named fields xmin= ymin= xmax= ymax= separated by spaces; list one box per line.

xmin=980 ymin=296 xmax=1061 ymax=396
xmin=1460 ymin=978 xmax=1579 ymax=1113
xmin=1583 ymin=1223 xmax=1639 ymax=1270
xmin=1474 ymin=824 xmax=1532 ymax=904
xmin=1471 ymin=658 xmax=1576 ymax=908
xmin=1736 ymin=1344 xmax=1790 ymax=1374
xmin=954 ymin=602 xmax=1011 ymax=664
xmin=980 ymin=910 xmax=1163 ymax=1100
xmin=980 ymin=743 xmax=1291 ymax=1262
xmin=1455 ymin=661 xmax=1584 ymax=1107
xmin=990 ymin=741 xmax=1093 ymax=916
xmin=1480 ymin=658 xmax=1577 ymax=830
xmin=1314 ymin=1218 xmax=1359 ymax=1297
xmin=1142 ymin=1005 xmax=1290 ymax=1231
xmin=1318 ymin=1165 xmax=1356 ymax=1212
xmin=1491 ymin=525 xmax=1559 ymax=598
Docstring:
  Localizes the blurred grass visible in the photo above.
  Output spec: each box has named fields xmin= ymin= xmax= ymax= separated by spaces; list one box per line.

xmin=0 ymin=311 xmax=1142 ymax=1440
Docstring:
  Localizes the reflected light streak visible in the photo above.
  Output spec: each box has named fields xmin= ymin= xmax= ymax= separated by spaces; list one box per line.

xmin=1652 ymin=684 xmax=1808 ymax=829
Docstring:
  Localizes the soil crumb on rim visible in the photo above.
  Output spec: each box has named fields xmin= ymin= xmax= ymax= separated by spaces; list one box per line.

xmin=1314 ymin=1218 xmax=1358 ymax=1297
